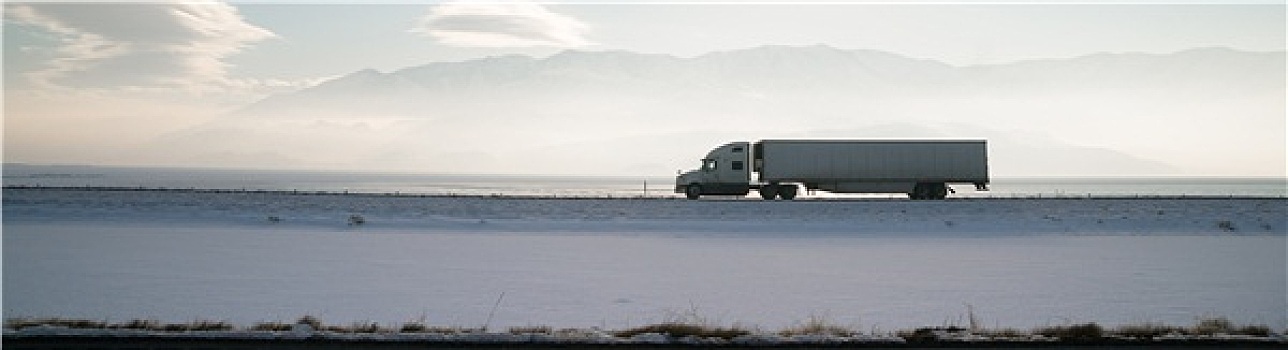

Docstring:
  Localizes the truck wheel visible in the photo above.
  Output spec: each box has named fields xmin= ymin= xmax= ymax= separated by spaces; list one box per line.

xmin=779 ymin=184 xmax=798 ymax=200
xmin=685 ymin=185 xmax=702 ymax=200
xmin=759 ymin=184 xmax=779 ymax=200
xmin=911 ymin=183 xmax=947 ymax=200
xmin=909 ymin=183 xmax=929 ymax=200
xmin=932 ymin=183 xmax=948 ymax=200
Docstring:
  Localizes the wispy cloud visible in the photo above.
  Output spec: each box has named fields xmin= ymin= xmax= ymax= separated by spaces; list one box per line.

xmin=5 ymin=2 xmax=274 ymax=91
xmin=412 ymin=1 xmax=592 ymax=48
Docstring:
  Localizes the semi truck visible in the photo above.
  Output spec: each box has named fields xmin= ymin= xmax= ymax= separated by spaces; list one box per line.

xmin=674 ymin=140 xmax=989 ymax=200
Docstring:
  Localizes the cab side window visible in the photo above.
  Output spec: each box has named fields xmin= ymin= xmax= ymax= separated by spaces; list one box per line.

xmin=732 ymin=160 xmax=744 ymax=171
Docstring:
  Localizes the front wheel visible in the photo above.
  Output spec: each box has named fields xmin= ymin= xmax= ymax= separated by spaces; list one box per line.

xmin=685 ymin=184 xmax=702 ymax=200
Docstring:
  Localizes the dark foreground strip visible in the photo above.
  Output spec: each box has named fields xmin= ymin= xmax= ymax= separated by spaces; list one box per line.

xmin=4 ymin=336 xmax=1284 ymax=350
xmin=3 ymin=185 xmax=1283 ymax=200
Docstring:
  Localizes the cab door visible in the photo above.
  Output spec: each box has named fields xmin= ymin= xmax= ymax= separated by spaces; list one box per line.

xmin=708 ymin=142 xmax=751 ymax=185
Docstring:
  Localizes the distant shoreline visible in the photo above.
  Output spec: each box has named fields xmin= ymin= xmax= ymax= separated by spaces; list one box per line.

xmin=5 ymin=185 xmax=1284 ymax=200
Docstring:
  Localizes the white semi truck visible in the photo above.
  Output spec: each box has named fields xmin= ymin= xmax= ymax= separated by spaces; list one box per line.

xmin=674 ymin=140 xmax=989 ymax=200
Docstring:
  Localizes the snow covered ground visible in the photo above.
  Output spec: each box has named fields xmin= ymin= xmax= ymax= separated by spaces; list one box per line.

xmin=3 ymin=188 xmax=1283 ymax=234
xmin=3 ymin=188 xmax=1285 ymax=333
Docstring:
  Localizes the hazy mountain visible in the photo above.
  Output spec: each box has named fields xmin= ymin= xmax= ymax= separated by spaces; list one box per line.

xmin=160 ymin=45 xmax=1282 ymax=176
xmin=238 ymin=46 xmax=1278 ymax=116
xmin=233 ymin=45 xmax=964 ymax=118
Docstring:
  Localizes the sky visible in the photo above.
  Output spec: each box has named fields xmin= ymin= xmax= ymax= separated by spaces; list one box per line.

xmin=3 ymin=1 xmax=1285 ymax=176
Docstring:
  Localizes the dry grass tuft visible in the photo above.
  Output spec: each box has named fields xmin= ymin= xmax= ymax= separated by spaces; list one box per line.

xmin=250 ymin=321 xmax=292 ymax=332
xmin=615 ymin=322 xmax=750 ymax=340
xmin=1034 ymin=322 xmax=1104 ymax=341
xmin=1112 ymin=322 xmax=1185 ymax=339
xmin=6 ymin=318 xmax=107 ymax=330
xmin=778 ymin=314 xmax=855 ymax=337
xmin=295 ymin=315 xmax=322 ymax=329
xmin=508 ymin=325 xmax=553 ymax=335
xmin=332 ymin=321 xmax=390 ymax=334
xmin=1191 ymin=317 xmax=1271 ymax=336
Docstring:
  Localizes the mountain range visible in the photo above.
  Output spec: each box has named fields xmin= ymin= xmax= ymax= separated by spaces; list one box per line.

xmin=157 ymin=45 xmax=1285 ymax=176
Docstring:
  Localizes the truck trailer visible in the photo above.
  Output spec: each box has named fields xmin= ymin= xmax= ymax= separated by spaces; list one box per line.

xmin=674 ymin=140 xmax=989 ymax=200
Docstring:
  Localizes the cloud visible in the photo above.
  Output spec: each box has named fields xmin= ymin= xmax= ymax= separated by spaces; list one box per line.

xmin=5 ymin=2 xmax=274 ymax=91
xmin=412 ymin=1 xmax=592 ymax=48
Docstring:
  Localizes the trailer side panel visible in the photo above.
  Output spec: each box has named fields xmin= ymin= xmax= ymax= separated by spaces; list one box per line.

xmin=757 ymin=140 xmax=988 ymax=185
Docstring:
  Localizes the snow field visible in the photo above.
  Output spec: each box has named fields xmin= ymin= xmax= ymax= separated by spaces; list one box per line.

xmin=3 ymin=188 xmax=1284 ymax=235
xmin=3 ymin=189 xmax=1285 ymax=335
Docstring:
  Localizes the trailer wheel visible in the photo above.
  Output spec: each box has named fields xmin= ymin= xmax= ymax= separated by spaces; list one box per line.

xmin=910 ymin=183 xmax=947 ymax=200
xmin=910 ymin=183 xmax=930 ymax=200
xmin=685 ymin=184 xmax=702 ymax=200
xmin=759 ymin=184 xmax=779 ymax=200
xmin=779 ymin=184 xmax=798 ymax=200
xmin=931 ymin=183 xmax=948 ymax=200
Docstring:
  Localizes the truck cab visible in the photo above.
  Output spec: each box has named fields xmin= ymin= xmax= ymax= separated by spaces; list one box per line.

xmin=674 ymin=142 xmax=751 ymax=199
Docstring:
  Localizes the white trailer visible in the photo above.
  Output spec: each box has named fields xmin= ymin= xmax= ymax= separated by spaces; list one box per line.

xmin=674 ymin=140 xmax=989 ymax=200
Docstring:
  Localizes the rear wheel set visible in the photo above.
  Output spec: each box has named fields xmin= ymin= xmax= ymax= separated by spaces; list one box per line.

xmin=759 ymin=184 xmax=798 ymax=200
xmin=909 ymin=183 xmax=948 ymax=200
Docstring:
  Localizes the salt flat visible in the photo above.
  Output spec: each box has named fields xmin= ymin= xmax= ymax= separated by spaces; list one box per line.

xmin=3 ymin=188 xmax=1284 ymax=235
xmin=3 ymin=189 xmax=1285 ymax=332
